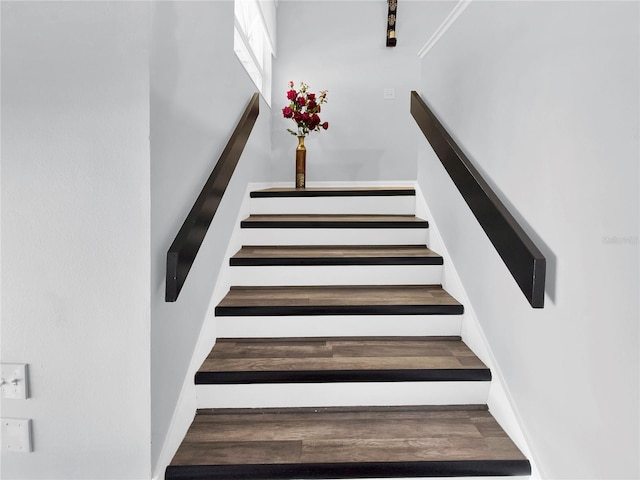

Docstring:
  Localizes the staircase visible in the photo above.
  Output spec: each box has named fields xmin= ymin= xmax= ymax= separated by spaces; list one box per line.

xmin=166 ymin=186 xmax=531 ymax=480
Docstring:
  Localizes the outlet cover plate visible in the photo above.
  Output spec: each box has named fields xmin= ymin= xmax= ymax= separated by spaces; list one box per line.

xmin=1 ymin=364 xmax=29 ymax=399
xmin=1 ymin=418 xmax=32 ymax=453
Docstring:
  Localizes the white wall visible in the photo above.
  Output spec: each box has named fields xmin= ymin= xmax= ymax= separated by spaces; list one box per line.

xmin=1 ymin=2 xmax=151 ymax=479
xmin=417 ymin=1 xmax=639 ymax=478
xmin=271 ymin=1 xmax=453 ymax=183
xmin=149 ymin=0 xmax=272 ymax=473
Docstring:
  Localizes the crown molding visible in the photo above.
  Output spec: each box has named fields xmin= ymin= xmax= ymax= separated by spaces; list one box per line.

xmin=418 ymin=0 xmax=473 ymax=59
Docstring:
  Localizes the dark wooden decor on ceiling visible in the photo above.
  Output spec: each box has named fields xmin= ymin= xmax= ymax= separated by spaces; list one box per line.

xmin=387 ymin=0 xmax=397 ymax=47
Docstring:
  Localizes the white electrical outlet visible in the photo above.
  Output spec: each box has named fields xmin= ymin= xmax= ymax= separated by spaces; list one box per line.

xmin=1 ymin=418 xmax=33 ymax=453
xmin=383 ymin=88 xmax=396 ymax=100
xmin=1 ymin=364 xmax=29 ymax=399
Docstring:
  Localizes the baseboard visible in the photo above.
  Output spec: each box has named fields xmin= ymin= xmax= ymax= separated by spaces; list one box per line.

xmin=414 ymin=183 xmax=541 ymax=479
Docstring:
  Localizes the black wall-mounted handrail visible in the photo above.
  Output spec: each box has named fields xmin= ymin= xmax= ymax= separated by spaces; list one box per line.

xmin=166 ymin=93 xmax=260 ymax=302
xmin=410 ymin=91 xmax=545 ymax=308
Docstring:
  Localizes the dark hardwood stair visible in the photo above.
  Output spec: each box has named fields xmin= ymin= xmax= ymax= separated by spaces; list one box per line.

xmin=166 ymin=405 xmax=531 ymax=480
xmin=167 ymin=185 xmax=531 ymax=479
xmin=250 ymin=186 xmax=416 ymax=198
xmin=230 ymin=245 xmax=443 ymax=266
xmin=241 ymin=214 xmax=429 ymax=229
xmin=195 ymin=336 xmax=490 ymax=384
xmin=215 ymin=285 xmax=464 ymax=317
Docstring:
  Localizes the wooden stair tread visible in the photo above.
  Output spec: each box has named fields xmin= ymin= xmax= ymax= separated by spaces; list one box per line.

xmin=167 ymin=406 xmax=530 ymax=478
xmin=251 ymin=186 xmax=415 ymax=198
xmin=241 ymin=214 xmax=428 ymax=229
xmin=195 ymin=337 xmax=490 ymax=384
xmin=167 ymin=185 xmax=531 ymax=479
xmin=230 ymin=245 xmax=443 ymax=266
xmin=215 ymin=285 xmax=464 ymax=316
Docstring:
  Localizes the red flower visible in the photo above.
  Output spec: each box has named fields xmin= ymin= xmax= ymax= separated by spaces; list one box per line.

xmin=284 ymin=81 xmax=328 ymax=137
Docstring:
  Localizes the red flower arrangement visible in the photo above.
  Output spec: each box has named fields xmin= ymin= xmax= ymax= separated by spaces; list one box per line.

xmin=282 ymin=81 xmax=328 ymax=137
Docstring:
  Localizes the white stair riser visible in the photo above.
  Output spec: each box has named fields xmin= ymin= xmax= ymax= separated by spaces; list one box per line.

xmin=229 ymin=264 xmax=443 ymax=286
xmin=216 ymin=315 xmax=462 ymax=338
xmin=196 ymin=381 xmax=490 ymax=409
xmin=249 ymin=196 xmax=415 ymax=215
xmin=241 ymin=228 xmax=429 ymax=246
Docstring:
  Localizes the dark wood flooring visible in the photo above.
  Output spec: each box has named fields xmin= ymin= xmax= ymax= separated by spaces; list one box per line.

xmin=168 ymin=406 xmax=530 ymax=478
xmin=200 ymin=337 xmax=486 ymax=373
xmin=215 ymin=285 xmax=464 ymax=317
xmin=230 ymin=245 xmax=443 ymax=266
xmin=168 ymin=186 xmax=531 ymax=479
xmin=241 ymin=214 xmax=429 ymax=229
xmin=195 ymin=337 xmax=490 ymax=384
xmin=250 ymin=186 xmax=416 ymax=198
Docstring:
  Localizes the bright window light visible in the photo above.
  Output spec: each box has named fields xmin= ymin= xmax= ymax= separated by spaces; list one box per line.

xmin=234 ymin=0 xmax=275 ymax=106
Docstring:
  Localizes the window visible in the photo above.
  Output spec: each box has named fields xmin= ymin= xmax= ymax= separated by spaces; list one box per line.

xmin=234 ymin=0 xmax=276 ymax=106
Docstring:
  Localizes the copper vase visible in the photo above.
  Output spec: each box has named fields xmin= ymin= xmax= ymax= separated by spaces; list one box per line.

xmin=296 ymin=136 xmax=306 ymax=188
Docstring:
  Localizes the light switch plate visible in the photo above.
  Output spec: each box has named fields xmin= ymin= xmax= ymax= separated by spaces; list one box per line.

xmin=1 ymin=364 xmax=29 ymax=399
xmin=1 ymin=418 xmax=32 ymax=453
xmin=383 ymin=88 xmax=396 ymax=100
